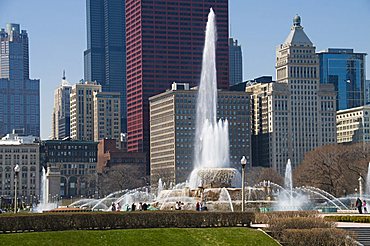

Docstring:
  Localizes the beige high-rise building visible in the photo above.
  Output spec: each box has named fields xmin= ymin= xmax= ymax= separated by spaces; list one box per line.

xmin=149 ymin=82 xmax=251 ymax=187
xmin=93 ymin=92 xmax=121 ymax=145
xmin=51 ymin=72 xmax=71 ymax=140
xmin=0 ymin=132 xmax=40 ymax=202
xmin=337 ymin=106 xmax=370 ymax=144
xmin=70 ymin=81 xmax=101 ymax=141
xmin=247 ymin=15 xmax=337 ymax=174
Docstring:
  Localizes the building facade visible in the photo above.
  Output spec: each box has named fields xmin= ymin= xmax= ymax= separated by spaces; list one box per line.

xmin=366 ymin=80 xmax=370 ymax=104
xmin=84 ymin=0 xmax=127 ymax=133
xmin=0 ymin=24 xmax=40 ymax=137
xmin=149 ymin=82 xmax=251 ymax=187
xmin=51 ymin=72 xmax=71 ymax=140
xmin=248 ymin=16 xmax=337 ymax=174
xmin=0 ymin=132 xmax=40 ymax=205
xmin=318 ymin=48 xmax=367 ymax=110
xmin=70 ymin=81 xmax=121 ymax=144
xmin=229 ymin=38 xmax=243 ymax=86
xmin=70 ymin=81 xmax=102 ymax=141
xmin=337 ymin=106 xmax=370 ymax=144
xmin=93 ymin=92 xmax=121 ymax=144
xmin=126 ymin=0 xmax=229 ymax=159
xmin=97 ymin=139 xmax=146 ymax=174
xmin=40 ymin=140 xmax=98 ymax=198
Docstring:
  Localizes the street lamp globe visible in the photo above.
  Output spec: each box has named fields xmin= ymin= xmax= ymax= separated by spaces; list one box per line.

xmin=241 ymin=156 xmax=247 ymax=167
xmin=14 ymin=164 xmax=20 ymax=173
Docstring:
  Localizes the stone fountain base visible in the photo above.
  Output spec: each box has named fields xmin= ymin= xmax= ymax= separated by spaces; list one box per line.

xmin=189 ymin=167 xmax=241 ymax=189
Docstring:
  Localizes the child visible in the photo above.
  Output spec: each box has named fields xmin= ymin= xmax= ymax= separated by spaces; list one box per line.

xmin=363 ymin=200 xmax=368 ymax=213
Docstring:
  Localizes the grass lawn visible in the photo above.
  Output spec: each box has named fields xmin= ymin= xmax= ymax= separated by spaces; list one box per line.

xmin=0 ymin=227 xmax=279 ymax=246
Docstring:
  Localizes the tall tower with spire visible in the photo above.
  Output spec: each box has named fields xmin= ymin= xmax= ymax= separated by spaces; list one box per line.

xmin=51 ymin=71 xmax=72 ymax=139
xmin=248 ymin=16 xmax=337 ymax=174
xmin=0 ymin=23 xmax=40 ymax=136
xmin=276 ymin=15 xmax=337 ymax=171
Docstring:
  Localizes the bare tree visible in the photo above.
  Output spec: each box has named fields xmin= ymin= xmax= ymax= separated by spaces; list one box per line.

xmin=294 ymin=143 xmax=370 ymax=197
xmin=248 ymin=167 xmax=283 ymax=186
xmin=98 ymin=165 xmax=147 ymax=197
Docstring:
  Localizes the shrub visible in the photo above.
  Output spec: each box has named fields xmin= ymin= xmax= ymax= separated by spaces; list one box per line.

xmin=325 ymin=215 xmax=370 ymax=224
xmin=254 ymin=210 xmax=318 ymax=224
xmin=0 ymin=211 xmax=255 ymax=233
xmin=269 ymin=217 xmax=334 ymax=239
xmin=279 ymin=228 xmax=357 ymax=246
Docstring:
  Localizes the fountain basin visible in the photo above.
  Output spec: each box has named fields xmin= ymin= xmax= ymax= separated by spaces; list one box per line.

xmin=189 ymin=168 xmax=241 ymax=189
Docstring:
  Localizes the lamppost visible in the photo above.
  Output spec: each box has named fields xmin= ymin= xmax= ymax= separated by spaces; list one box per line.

xmin=358 ymin=176 xmax=363 ymax=200
xmin=241 ymin=156 xmax=247 ymax=212
xmin=14 ymin=164 xmax=20 ymax=213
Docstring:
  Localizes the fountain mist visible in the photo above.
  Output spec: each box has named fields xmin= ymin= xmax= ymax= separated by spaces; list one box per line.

xmin=275 ymin=159 xmax=309 ymax=211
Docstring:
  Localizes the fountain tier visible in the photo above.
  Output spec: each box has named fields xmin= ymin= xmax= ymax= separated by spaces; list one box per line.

xmin=189 ymin=167 xmax=241 ymax=189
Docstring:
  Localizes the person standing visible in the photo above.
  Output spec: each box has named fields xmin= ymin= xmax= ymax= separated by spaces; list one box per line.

xmin=356 ymin=198 xmax=363 ymax=214
xmin=363 ymin=200 xmax=368 ymax=213
xmin=196 ymin=202 xmax=200 ymax=211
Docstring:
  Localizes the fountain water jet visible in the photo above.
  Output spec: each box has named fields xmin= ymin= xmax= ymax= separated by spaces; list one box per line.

xmin=284 ymin=159 xmax=293 ymax=206
xmin=274 ymin=159 xmax=308 ymax=211
xmin=34 ymin=167 xmax=57 ymax=212
xmin=366 ymin=163 xmax=370 ymax=196
xmin=189 ymin=8 xmax=232 ymax=189
xmin=218 ymin=187 xmax=234 ymax=212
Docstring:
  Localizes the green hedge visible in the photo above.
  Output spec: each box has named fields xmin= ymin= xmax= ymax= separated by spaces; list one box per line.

xmin=279 ymin=228 xmax=357 ymax=246
xmin=269 ymin=217 xmax=334 ymax=239
xmin=254 ymin=210 xmax=318 ymax=224
xmin=267 ymin=216 xmax=356 ymax=246
xmin=0 ymin=211 xmax=255 ymax=233
xmin=325 ymin=215 xmax=370 ymax=223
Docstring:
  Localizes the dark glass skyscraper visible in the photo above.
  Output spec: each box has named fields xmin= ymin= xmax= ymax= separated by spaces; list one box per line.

xmin=229 ymin=37 xmax=243 ymax=86
xmin=84 ymin=0 xmax=126 ymax=132
xmin=0 ymin=24 xmax=40 ymax=137
xmin=126 ymin=0 xmax=229 ymax=157
xmin=318 ymin=48 xmax=367 ymax=110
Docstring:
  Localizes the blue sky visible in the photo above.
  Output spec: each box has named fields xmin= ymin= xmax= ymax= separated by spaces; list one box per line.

xmin=0 ymin=0 xmax=369 ymax=139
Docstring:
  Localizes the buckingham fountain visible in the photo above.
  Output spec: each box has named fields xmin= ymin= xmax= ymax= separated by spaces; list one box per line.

xmin=66 ymin=9 xmax=367 ymax=213
xmin=69 ymin=8 xmax=247 ymax=212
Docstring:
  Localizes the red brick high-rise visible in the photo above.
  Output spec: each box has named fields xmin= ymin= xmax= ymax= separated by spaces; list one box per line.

xmin=126 ymin=0 xmax=229 ymax=160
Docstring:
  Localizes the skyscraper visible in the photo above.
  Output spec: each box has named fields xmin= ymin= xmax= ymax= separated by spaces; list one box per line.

xmin=70 ymin=81 xmax=102 ymax=141
xmin=318 ymin=48 xmax=367 ymax=110
xmin=70 ymin=81 xmax=121 ymax=144
xmin=84 ymin=0 xmax=126 ymax=132
xmin=248 ymin=16 xmax=337 ymax=174
xmin=0 ymin=23 xmax=40 ymax=137
xmin=229 ymin=38 xmax=243 ymax=86
xmin=366 ymin=79 xmax=370 ymax=104
xmin=93 ymin=91 xmax=121 ymax=145
xmin=126 ymin=0 xmax=229 ymax=158
xmin=51 ymin=71 xmax=72 ymax=140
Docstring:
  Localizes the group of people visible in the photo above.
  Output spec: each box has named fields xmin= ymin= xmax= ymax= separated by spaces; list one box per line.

xmin=137 ymin=202 xmax=149 ymax=211
xmin=123 ymin=202 xmax=151 ymax=211
xmin=175 ymin=201 xmax=183 ymax=210
xmin=355 ymin=198 xmax=368 ymax=214
xmin=195 ymin=201 xmax=207 ymax=211
xmin=111 ymin=202 xmax=121 ymax=211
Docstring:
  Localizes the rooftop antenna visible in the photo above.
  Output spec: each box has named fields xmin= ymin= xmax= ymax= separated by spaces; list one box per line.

xmin=62 ymin=69 xmax=66 ymax=80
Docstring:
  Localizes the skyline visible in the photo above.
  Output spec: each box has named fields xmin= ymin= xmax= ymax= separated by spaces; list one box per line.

xmin=0 ymin=0 xmax=369 ymax=139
